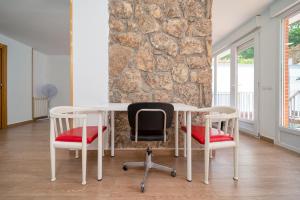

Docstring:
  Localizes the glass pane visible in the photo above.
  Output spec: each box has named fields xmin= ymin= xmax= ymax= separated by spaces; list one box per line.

xmin=282 ymin=13 xmax=300 ymax=130
xmin=215 ymin=49 xmax=231 ymax=106
xmin=237 ymin=46 xmax=254 ymax=121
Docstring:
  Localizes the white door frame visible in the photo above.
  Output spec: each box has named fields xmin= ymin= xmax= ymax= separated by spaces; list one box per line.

xmin=231 ymin=32 xmax=260 ymax=136
xmin=212 ymin=32 xmax=260 ymax=136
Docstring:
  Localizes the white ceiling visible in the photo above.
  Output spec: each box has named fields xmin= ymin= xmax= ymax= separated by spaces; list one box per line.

xmin=0 ymin=0 xmax=276 ymax=55
xmin=0 ymin=0 xmax=69 ymax=55
xmin=212 ymin=0 xmax=275 ymax=45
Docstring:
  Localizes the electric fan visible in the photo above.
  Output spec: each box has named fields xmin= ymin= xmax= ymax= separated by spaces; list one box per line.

xmin=41 ymin=84 xmax=58 ymax=110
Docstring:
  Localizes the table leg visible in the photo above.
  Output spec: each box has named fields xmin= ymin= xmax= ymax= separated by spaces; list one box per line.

xmin=98 ymin=113 xmax=103 ymax=181
xmin=175 ymin=111 xmax=179 ymax=157
xmin=183 ymin=111 xmax=187 ymax=158
xmin=187 ymin=111 xmax=192 ymax=182
xmin=111 ymin=111 xmax=115 ymax=157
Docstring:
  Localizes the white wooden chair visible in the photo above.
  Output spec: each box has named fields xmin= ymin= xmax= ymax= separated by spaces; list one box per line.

xmin=49 ymin=106 xmax=107 ymax=185
xmin=181 ymin=106 xmax=239 ymax=184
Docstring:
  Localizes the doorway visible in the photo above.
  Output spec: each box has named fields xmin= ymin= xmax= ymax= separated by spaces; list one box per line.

xmin=235 ymin=36 xmax=260 ymax=136
xmin=212 ymin=33 xmax=260 ymax=136
xmin=0 ymin=43 xmax=7 ymax=129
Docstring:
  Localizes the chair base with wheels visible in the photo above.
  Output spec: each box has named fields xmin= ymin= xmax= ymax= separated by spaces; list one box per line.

xmin=123 ymin=146 xmax=176 ymax=192
xmin=124 ymin=102 xmax=175 ymax=192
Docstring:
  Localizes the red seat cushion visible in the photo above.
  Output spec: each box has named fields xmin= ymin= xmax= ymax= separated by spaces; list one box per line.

xmin=181 ymin=125 xmax=233 ymax=144
xmin=55 ymin=126 xmax=107 ymax=144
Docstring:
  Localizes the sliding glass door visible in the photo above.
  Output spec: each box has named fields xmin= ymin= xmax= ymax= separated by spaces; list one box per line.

xmin=212 ymin=34 xmax=259 ymax=135
xmin=213 ymin=49 xmax=231 ymax=106
xmin=237 ymin=43 xmax=255 ymax=121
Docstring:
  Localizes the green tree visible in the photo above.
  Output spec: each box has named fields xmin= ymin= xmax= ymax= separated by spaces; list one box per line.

xmin=238 ymin=47 xmax=254 ymax=64
xmin=289 ymin=21 xmax=300 ymax=47
xmin=239 ymin=47 xmax=254 ymax=59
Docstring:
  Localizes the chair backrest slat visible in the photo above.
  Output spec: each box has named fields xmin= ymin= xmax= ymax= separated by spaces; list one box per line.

xmin=59 ymin=118 xmax=63 ymax=133
xmin=224 ymin=120 xmax=229 ymax=134
xmin=54 ymin=118 xmax=58 ymax=137
xmin=217 ymin=121 xmax=221 ymax=132
xmin=230 ymin=119 xmax=235 ymax=136
xmin=50 ymin=106 xmax=105 ymax=136
xmin=198 ymin=106 xmax=238 ymax=138
xmin=66 ymin=118 xmax=70 ymax=130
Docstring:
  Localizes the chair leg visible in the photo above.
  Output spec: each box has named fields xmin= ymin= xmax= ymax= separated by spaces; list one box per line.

xmin=140 ymin=149 xmax=152 ymax=192
xmin=152 ymin=163 xmax=175 ymax=173
xmin=204 ymin=147 xmax=209 ymax=184
xmin=209 ymin=149 xmax=213 ymax=158
xmin=82 ymin=148 xmax=87 ymax=185
xmin=102 ymin=134 xmax=105 ymax=157
xmin=75 ymin=150 xmax=79 ymax=158
xmin=233 ymin=146 xmax=239 ymax=181
xmin=50 ymin=145 xmax=56 ymax=181
xmin=140 ymin=164 xmax=150 ymax=192
xmin=123 ymin=162 xmax=145 ymax=168
xmin=183 ymin=134 xmax=187 ymax=158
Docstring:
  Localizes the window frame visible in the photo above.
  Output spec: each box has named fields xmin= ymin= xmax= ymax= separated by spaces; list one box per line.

xmin=236 ymin=41 xmax=255 ymax=122
xmin=279 ymin=9 xmax=300 ymax=133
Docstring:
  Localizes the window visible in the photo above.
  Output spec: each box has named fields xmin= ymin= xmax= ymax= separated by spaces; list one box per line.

xmin=237 ymin=44 xmax=255 ymax=121
xmin=212 ymin=35 xmax=259 ymax=135
xmin=214 ymin=49 xmax=231 ymax=106
xmin=282 ymin=12 xmax=300 ymax=130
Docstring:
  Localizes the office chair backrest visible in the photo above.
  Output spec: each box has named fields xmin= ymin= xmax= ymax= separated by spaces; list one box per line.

xmin=128 ymin=102 xmax=174 ymax=132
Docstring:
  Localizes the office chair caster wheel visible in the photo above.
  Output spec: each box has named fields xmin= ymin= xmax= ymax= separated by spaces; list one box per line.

xmin=122 ymin=165 xmax=128 ymax=171
xmin=171 ymin=170 xmax=176 ymax=177
xmin=140 ymin=183 xmax=145 ymax=193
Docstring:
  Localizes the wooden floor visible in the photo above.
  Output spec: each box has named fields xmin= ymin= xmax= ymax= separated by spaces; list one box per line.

xmin=0 ymin=120 xmax=300 ymax=200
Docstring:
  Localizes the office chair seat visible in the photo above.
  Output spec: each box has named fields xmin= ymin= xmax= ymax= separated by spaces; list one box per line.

xmin=130 ymin=129 xmax=167 ymax=141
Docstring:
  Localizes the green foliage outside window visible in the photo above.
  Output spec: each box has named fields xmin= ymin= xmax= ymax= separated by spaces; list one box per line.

xmin=238 ymin=47 xmax=254 ymax=64
xmin=289 ymin=21 xmax=300 ymax=47
xmin=219 ymin=47 xmax=254 ymax=64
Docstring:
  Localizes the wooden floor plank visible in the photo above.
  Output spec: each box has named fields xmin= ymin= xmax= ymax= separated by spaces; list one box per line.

xmin=0 ymin=120 xmax=299 ymax=200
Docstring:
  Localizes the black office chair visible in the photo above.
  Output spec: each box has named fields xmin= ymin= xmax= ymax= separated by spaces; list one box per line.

xmin=123 ymin=102 xmax=176 ymax=192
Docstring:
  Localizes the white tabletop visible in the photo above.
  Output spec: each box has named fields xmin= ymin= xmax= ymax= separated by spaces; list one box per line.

xmin=93 ymin=103 xmax=198 ymax=112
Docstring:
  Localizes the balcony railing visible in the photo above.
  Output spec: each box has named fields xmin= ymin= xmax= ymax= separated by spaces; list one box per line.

xmin=289 ymin=90 xmax=300 ymax=127
xmin=213 ymin=92 xmax=254 ymax=121
xmin=213 ymin=91 xmax=300 ymax=126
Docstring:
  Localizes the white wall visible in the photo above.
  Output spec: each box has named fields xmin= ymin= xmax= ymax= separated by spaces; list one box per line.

xmin=33 ymin=50 xmax=47 ymax=97
xmin=33 ymin=51 xmax=70 ymax=108
xmin=72 ymin=0 xmax=109 ymax=106
xmin=0 ymin=33 xmax=32 ymax=125
xmin=46 ymin=55 xmax=70 ymax=107
xmin=213 ymin=0 xmax=300 ymax=153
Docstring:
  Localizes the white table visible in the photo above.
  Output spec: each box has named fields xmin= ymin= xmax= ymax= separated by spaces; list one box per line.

xmin=97 ymin=103 xmax=197 ymax=182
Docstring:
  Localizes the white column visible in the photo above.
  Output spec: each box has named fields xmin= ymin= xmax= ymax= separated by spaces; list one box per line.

xmin=72 ymin=0 xmax=109 ymax=106
xmin=72 ymin=0 xmax=109 ymax=150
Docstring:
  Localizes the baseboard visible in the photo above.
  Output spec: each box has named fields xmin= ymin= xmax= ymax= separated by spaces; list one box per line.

xmin=33 ymin=116 xmax=48 ymax=121
xmin=7 ymin=120 xmax=34 ymax=128
xmin=260 ymin=136 xmax=274 ymax=144
xmin=240 ymin=130 xmax=259 ymax=138
xmin=277 ymin=141 xmax=300 ymax=154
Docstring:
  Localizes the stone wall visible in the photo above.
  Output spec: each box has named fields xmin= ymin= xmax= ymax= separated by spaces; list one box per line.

xmin=109 ymin=0 xmax=213 ymax=148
